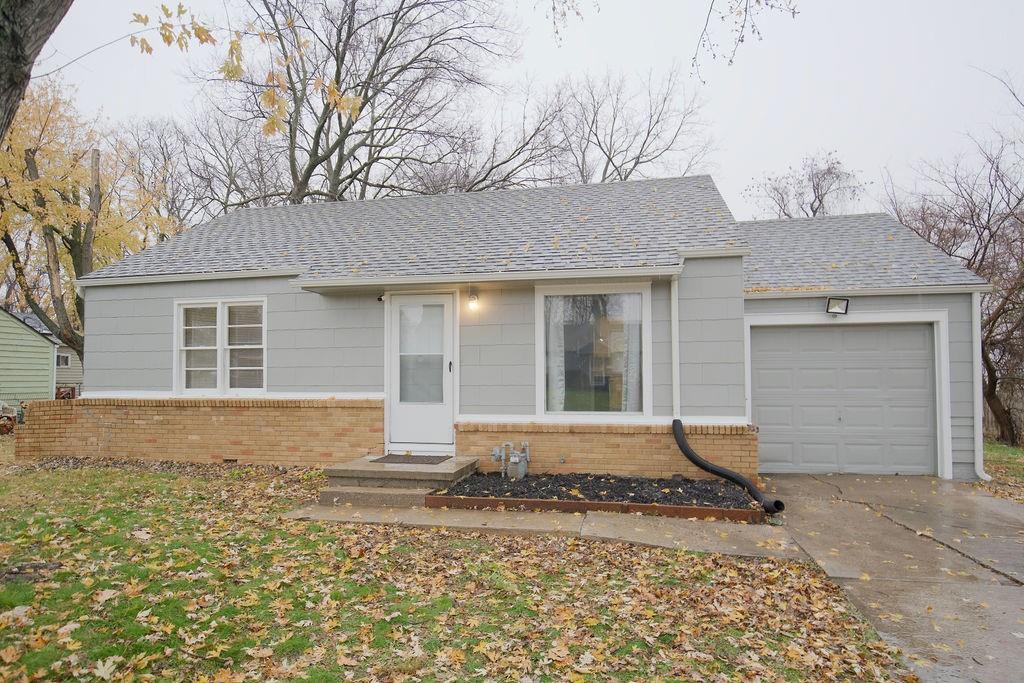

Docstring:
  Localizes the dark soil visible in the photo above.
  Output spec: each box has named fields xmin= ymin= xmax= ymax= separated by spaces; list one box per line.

xmin=441 ymin=472 xmax=755 ymax=509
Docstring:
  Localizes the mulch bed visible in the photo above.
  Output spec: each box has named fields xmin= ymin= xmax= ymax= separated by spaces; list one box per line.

xmin=440 ymin=472 xmax=756 ymax=509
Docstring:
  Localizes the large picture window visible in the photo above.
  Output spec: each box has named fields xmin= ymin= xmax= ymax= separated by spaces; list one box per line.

xmin=177 ymin=300 xmax=265 ymax=394
xmin=541 ymin=288 xmax=648 ymax=414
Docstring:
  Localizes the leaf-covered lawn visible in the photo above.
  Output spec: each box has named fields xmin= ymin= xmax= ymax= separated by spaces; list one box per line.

xmin=0 ymin=460 xmax=907 ymax=682
xmin=980 ymin=440 xmax=1024 ymax=504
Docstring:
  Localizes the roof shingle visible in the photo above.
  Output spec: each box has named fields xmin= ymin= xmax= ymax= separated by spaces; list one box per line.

xmin=739 ymin=214 xmax=986 ymax=292
xmin=83 ymin=176 xmax=741 ymax=283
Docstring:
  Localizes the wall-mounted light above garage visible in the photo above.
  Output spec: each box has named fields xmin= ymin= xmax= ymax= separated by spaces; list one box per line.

xmin=467 ymin=289 xmax=480 ymax=311
xmin=825 ymin=297 xmax=850 ymax=315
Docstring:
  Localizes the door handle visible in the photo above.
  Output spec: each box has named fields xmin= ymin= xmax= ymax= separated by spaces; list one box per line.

xmin=448 ymin=360 xmax=453 ymax=373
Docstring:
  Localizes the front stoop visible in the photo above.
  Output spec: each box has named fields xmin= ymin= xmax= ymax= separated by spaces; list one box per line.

xmin=319 ymin=455 xmax=477 ymax=508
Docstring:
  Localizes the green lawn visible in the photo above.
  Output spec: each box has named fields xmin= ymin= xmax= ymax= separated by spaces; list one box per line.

xmin=0 ymin=460 xmax=906 ymax=681
xmin=981 ymin=441 xmax=1024 ymax=503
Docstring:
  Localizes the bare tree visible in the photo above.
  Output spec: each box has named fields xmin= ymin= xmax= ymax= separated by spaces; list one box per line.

xmin=0 ymin=0 xmax=75 ymax=140
xmin=692 ymin=0 xmax=798 ymax=80
xmin=205 ymin=0 xmax=514 ymax=205
xmin=397 ymin=91 xmax=566 ymax=194
xmin=746 ymin=151 xmax=865 ymax=218
xmin=888 ymin=138 xmax=1024 ymax=445
xmin=555 ymin=67 xmax=712 ymax=184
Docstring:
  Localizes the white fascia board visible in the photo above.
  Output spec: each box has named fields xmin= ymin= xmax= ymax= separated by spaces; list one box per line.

xmin=75 ymin=268 xmax=305 ymax=289
xmin=744 ymin=284 xmax=992 ymax=299
xmin=295 ymin=265 xmax=684 ymax=291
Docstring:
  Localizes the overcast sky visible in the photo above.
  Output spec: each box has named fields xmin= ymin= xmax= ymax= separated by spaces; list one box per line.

xmin=33 ymin=0 xmax=1024 ymax=219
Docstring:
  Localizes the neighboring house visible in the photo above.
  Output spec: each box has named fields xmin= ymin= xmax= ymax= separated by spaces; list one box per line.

xmin=10 ymin=311 xmax=84 ymax=398
xmin=16 ymin=176 xmax=990 ymax=480
xmin=0 ymin=306 xmax=57 ymax=405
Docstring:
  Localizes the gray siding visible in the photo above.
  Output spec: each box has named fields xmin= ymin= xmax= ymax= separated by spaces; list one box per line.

xmin=678 ymin=257 xmax=747 ymax=418
xmin=651 ymin=281 xmax=673 ymax=416
xmin=55 ymin=344 xmax=84 ymax=387
xmin=458 ymin=287 xmax=534 ymax=414
xmin=84 ymin=277 xmax=384 ymax=393
xmin=745 ymin=293 xmax=978 ymax=478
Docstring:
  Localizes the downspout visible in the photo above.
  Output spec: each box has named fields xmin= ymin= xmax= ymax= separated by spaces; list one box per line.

xmin=670 ymin=269 xmax=681 ymax=418
xmin=972 ymin=291 xmax=991 ymax=480
xmin=672 ymin=419 xmax=784 ymax=514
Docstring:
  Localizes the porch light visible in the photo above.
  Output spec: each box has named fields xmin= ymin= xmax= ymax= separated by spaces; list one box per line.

xmin=467 ymin=291 xmax=480 ymax=311
xmin=825 ymin=297 xmax=850 ymax=315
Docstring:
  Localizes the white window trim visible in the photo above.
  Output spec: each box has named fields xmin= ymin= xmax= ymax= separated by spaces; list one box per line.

xmin=56 ymin=353 xmax=70 ymax=367
xmin=173 ymin=296 xmax=268 ymax=396
xmin=744 ymin=309 xmax=954 ymax=479
xmin=534 ymin=281 xmax=654 ymax=419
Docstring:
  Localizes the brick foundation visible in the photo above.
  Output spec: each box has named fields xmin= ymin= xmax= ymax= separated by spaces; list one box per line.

xmin=15 ymin=401 xmax=758 ymax=478
xmin=456 ymin=422 xmax=759 ymax=480
xmin=15 ymin=398 xmax=385 ymax=467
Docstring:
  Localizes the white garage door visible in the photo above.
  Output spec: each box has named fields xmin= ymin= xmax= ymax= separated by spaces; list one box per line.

xmin=752 ymin=323 xmax=937 ymax=475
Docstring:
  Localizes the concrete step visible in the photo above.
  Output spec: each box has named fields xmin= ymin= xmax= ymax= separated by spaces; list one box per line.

xmin=327 ymin=475 xmax=454 ymax=490
xmin=318 ymin=486 xmax=432 ymax=508
xmin=324 ymin=455 xmax=477 ymax=490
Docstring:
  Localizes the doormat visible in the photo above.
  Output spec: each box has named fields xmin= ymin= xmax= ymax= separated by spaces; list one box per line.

xmin=372 ymin=454 xmax=452 ymax=465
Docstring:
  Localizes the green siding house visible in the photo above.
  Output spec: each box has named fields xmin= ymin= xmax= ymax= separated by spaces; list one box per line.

xmin=0 ymin=307 xmax=56 ymax=405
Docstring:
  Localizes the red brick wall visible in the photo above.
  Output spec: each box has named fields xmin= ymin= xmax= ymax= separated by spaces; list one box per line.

xmin=456 ymin=422 xmax=758 ymax=480
xmin=15 ymin=398 xmax=384 ymax=467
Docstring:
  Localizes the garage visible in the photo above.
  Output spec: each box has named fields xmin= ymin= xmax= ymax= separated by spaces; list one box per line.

xmin=751 ymin=323 xmax=938 ymax=475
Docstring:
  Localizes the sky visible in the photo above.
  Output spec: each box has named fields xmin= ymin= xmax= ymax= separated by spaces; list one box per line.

xmin=33 ymin=0 xmax=1024 ymax=219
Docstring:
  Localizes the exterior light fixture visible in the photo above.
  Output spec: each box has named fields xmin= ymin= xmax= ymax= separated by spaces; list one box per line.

xmin=825 ymin=297 xmax=850 ymax=315
xmin=467 ymin=290 xmax=479 ymax=311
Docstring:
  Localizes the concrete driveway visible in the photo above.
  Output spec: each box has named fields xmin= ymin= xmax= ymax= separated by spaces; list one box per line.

xmin=766 ymin=474 xmax=1024 ymax=683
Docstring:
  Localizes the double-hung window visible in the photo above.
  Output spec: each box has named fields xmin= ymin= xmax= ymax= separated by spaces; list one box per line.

xmin=177 ymin=300 xmax=265 ymax=394
xmin=537 ymin=284 xmax=653 ymax=416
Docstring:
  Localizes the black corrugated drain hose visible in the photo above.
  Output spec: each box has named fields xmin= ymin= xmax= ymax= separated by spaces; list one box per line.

xmin=671 ymin=419 xmax=785 ymax=514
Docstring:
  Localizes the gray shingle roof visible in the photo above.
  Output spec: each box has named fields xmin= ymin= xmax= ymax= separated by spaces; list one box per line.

xmin=83 ymin=176 xmax=741 ymax=283
xmin=739 ymin=213 xmax=987 ymax=292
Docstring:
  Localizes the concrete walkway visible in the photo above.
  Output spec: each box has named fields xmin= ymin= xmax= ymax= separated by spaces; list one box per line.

xmin=283 ymin=504 xmax=806 ymax=560
xmin=767 ymin=474 xmax=1024 ymax=683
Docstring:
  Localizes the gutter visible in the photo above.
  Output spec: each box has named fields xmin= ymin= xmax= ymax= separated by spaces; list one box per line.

xmin=745 ymin=284 xmax=993 ymax=299
xmin=972 ymin=291 xmax=991 ymax=481
xmin=74 ymin=268 xmax=305 ymax=291
xmin=295 ymin=265 xmax=687 ymax=290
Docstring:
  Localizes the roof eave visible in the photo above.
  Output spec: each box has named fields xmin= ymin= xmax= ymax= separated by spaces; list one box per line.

xmin=744 ymin=283 xmax=993 ymax=299
xmin=75 ymin=268 xmax=306 ymax=290
xmin=295 ymin=264 xmax=686 ymax=292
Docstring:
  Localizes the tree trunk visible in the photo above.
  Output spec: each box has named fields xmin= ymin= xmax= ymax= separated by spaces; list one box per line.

xmin=0 ymin=0 xmax=76 ymax=141
xmin=983 ymin=346 xmax=1018 ymax=445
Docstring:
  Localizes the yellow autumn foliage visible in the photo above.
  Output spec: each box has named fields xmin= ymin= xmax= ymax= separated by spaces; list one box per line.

xmin=0 ymin=81 xmax=181 ymax=327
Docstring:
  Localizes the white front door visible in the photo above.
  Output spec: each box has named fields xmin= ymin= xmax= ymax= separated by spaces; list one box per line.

xmin=388 ymin=294 xmax=455 ymax=449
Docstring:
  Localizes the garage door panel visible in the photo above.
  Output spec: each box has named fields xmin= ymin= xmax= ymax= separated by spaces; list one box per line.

xmin=753 ymin=323 xmax=937 ymax=475
xmin=796 ymin=367 xmax=839 ymax=390
xmin=799 ymin=405 xmax=839 ymax=428
xmin=754 ymin=368 xmax=793 ymax=391
xmin=798 ymin=442 xmax=840 ymax=468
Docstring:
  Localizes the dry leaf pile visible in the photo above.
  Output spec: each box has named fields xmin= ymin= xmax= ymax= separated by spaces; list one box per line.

xmin=0 ymin=460 xmax=908 ymax=681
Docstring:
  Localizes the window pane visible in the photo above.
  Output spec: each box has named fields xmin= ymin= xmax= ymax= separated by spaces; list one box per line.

xmin=184 ymin=327 xmax=216 ymax=348
xmin=184 ymin=307 xmax=217 ymax=328
xmin=228 ymin=305 xmax=262 ymax=326
xmin=229 ymin=348 xmax=263 ymax=368
xmin=185 ymin=349 xmax=217 ymax=369
xmin=186 ymin=369 xmax=217 ymax=389
xmin=545 ymin=293 xmax=643 ymax=413
xmin=228 ymin=325 xmax=262 ymax=346
xmin=230 ymin=369 xmax=263 ymax=389
xmin=399 ymin=354 xmax=443 ymax=403
xmin=399 ymin=304 xmax=443 ymax=354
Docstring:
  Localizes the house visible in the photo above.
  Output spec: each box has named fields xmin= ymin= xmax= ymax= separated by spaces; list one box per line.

xmin=11 ymin=311 xmax=85 ymax=398
xmin=0 ymin=306 xmax=57 ymax=406
xmin=14 ymin=176 xmax=990 ymax=480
